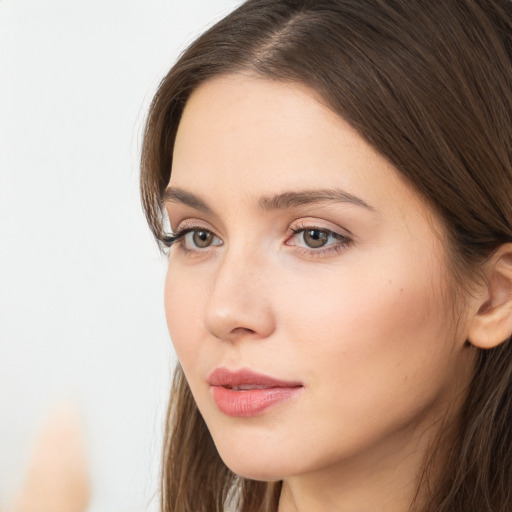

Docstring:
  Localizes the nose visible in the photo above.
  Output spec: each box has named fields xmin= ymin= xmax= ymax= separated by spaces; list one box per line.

xmin=204 ymin=246 xmax=276 ymax=342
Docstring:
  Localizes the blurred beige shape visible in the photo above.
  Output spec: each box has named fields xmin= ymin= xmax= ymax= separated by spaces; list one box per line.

xmin=12 ymin=402 xmax=91 ymax=512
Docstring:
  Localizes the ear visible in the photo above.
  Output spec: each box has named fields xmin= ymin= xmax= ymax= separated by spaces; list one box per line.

xmin=468 ymin=243 xmax=512 ymax=349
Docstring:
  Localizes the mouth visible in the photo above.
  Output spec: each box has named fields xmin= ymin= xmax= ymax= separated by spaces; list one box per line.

xmin=207 ymin=368 xmax=303 ymax=417
xmin=228 ymin=384 xmax=277 ymax=391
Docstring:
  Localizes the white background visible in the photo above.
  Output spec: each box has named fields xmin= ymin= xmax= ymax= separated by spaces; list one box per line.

xmin=0 ymin=1 xmax=241 ymax=510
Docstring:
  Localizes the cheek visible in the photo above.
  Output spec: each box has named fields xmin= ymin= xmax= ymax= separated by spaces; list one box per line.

xmin=281 ymin=250 xmax=442 ymax=350
xmin=278 ymin=250 xmax=455 ymax=422
xmin=164 ymin=262 xmax=205 ymax=366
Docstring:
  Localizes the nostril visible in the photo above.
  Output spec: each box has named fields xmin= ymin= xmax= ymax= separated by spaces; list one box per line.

xmin=231 ymin=327 xmax=257 ymax=335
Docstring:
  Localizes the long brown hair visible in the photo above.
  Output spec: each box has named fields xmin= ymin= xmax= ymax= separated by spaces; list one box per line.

xmin=140 ymin=1 xmax=512 ymax=511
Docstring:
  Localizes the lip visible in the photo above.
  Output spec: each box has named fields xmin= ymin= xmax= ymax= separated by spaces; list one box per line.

xmin=208 ymin=368 xmax=303 ymax=418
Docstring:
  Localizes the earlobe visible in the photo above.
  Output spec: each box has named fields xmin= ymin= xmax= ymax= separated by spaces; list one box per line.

xmin=467 ymin=244 xmax=512 ymax=350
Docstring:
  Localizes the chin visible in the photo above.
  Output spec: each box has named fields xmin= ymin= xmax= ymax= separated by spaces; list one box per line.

xmin=222 ymin=459 xmax=288 ymax=482
xmin=213 ymin=439 xmax=297 ymax=481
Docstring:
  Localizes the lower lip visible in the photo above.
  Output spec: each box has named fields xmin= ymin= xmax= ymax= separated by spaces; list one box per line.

xmin=211 ymin=386 xmax=302 ymax=417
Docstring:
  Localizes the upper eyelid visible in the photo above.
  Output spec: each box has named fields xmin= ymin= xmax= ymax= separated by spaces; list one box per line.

xmin=167 ymin=217 xmax=353 ymax=240
xmin=171 ymin=219 xmax=218 ymax=233
xmin=289 ymin=219 xmax=353 ymax=238
xmin=290 ymin=227 xmax=349 ymax=240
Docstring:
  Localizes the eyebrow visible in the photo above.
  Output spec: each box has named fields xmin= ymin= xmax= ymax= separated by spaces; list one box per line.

xmin=259 ymin=189 xmax=374 ymax=211
xmin=162 ymin=187 xmax=374 ymax=213
xmin=162 ymin=187 xmax=213 ymax=214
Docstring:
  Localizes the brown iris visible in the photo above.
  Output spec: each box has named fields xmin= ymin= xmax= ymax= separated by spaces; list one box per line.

xmin=193 ymin=230 xmax=214 ymax=248
xmin=303 ymin=229 xmax=328 ymax=248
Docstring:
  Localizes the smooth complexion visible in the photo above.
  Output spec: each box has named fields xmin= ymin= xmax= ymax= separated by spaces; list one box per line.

xmin=163 ymin=74 xmax=478 ymax=512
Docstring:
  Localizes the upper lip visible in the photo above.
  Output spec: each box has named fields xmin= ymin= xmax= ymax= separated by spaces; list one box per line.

xmin=208 ymin=367 xmax=303 ymax=389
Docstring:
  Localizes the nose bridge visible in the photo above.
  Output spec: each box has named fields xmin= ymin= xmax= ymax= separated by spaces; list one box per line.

xmin=204 ymin=239 xmax=275 ymax=341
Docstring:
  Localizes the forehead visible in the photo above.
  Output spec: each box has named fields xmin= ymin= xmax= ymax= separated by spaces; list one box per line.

xmin=174 ymin=76 xmax=381 ymax=188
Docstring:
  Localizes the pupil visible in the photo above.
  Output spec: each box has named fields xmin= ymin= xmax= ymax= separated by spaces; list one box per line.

xmin=304 ymin=229 xmax=327 ymax=248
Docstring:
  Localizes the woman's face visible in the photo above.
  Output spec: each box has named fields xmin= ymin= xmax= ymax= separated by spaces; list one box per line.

xmin=164 ymin=74 xmax=475 ymax=482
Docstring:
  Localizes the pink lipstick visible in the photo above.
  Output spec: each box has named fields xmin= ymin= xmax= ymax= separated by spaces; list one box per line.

xmin=208 ymin=368 xmax=303 ymax=417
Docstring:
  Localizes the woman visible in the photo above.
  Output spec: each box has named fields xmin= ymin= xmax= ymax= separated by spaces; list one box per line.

xmin=141 ymin=1 xmax=512 ymax=511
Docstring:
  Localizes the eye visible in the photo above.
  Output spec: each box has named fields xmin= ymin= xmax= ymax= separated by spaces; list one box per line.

xmin=162 ymin=226 xmax=223 ymax=252
xmin=184 ymin=229 xmax=221 ymax=249
xmin=286 ymin=225 xmax=352 ymax=255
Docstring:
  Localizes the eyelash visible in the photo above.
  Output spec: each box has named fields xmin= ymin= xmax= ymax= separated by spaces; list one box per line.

xmin=288 ymin=223 xmax=352 ymax=257
xmin=161 ymin=222 xmax=352 ymax=257
xmin=161 ymin=224 xmax=219 ymax=254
